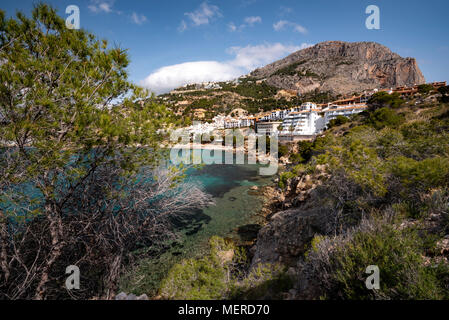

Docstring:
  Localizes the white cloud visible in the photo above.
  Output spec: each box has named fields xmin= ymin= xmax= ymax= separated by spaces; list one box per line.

xmin=293 ymin=24 xmax=307 ymax=34
xmin=88 ymin=0 xmax=114 ymax=13
xmin=228 ymin=22 xmax=237 ymax=32
xmin=131 ymin=12 xmax=147 ymax=25
xmin=227 ymin=43 xmax=310 ymax=70
xmin=229 ymin=16 xmax=262 ymax=32
xmin=273 ymin=20 xmax=308 ymax=34
xmin=279 ymin=6 xmax=293 ymax=16
xmin=273 ymin=20 xmax=289 ymax=31
xmin=182 ymin=2 xmax=222 ymax=30
xmin=244 ymin=16 xmax=262 ymax=26
xmin=240 ymin=0 xmax=258 ymax=7
xmin=178 ymin=20 xmax=188 ymax=32
xmin=141 ymin=62 xmax=240 ymax=94
xmin=141 ymin=42 xmax=313 ymax=94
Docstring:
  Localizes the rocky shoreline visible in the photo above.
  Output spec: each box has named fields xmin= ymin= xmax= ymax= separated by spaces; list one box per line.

xmin=247 ymin=163 xmax=332 ymax=299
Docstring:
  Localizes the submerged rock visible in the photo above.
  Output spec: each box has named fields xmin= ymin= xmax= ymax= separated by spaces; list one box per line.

xmin=237 ymin=224 xmax=262 ymax=241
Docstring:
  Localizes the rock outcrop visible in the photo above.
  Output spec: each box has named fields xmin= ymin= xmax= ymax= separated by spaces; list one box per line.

xmin=251 ymin=207 xmax=327 ymax=268
xmin=250 ymin=41 xmax=425 ymax=95
xmin=114 ymin=292 xmax=149 ymax=300
xmin=251 ymin=164 xmax=333 ymax=269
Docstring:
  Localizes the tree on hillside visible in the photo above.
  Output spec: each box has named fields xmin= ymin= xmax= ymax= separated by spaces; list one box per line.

xmin=417 ymin=84 xmax=434 ymax=95
xmin=367 ymin=107 xmax=405 ymax=129
xmin=0 ymin=4 xmax=211 ymax=299
xmin=438 ymin=86 xmax=449 ymax=96
xmin=438 ymin=86 xmax=449 ymax=103
xmin=328 ymin=115 xmax=350 ymax=128
xmin=368 ymin=92 xmax=404 ymax=110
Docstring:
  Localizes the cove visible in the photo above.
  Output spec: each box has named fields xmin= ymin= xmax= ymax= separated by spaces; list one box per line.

xmin=119 ymin=158 xmax=274 ymax=295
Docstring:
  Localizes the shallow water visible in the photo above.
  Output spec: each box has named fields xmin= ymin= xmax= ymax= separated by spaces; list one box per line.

xmin=120 ymin=161 xmax=274 ymax=295
xmin=180 ymin=163 xmax=273 ymax=254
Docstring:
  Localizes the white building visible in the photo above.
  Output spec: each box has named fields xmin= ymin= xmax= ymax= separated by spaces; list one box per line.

xmin=270 ymin=109 xmax=292 ymax=121
xmin=277 ymin=101 xmax=369 ymax=137
xmin=212 ymin=115 xmax=226 ymax=129
xmin=240 ymin=117 xmax=256 ymax=128
xmin=323 ymin=104 xmax=368 ymax=125
xmin=280 ymin=102 xmax=326 ymax=136
xmin=256 ymin=121 xmax=282 ymax=135
xmin=223 ymin=116 xmax=255 ymax=129
xmin=258 ymin=112 xmax=271 ymax=122
xmin=223 ymin=117 xmax=240 ymax=129
xmin=186 ymin=122 xmax=217 ymax=135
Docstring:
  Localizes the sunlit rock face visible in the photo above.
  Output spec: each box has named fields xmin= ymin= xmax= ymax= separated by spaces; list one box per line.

xmin=250 ymin=41 xmax=426 ymax=95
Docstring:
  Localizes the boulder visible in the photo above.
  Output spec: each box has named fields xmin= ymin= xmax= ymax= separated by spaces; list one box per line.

xmin=114 ymin=292 xmax=128 ymax=300
xmin=251 ymin=208 xmax=327 ymax=268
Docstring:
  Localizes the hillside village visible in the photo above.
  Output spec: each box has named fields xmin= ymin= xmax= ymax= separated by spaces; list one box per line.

xmin=159 ymin=41 xmax=434 ymax=142
xmin=174 ymin=81 xmax=446 ymax=141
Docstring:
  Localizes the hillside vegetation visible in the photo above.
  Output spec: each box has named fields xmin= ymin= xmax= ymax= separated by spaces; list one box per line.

xmin=159 ymin=79 xmax=337 ymax=121
xmin=153 ymin=91 xmax=449 ymax=300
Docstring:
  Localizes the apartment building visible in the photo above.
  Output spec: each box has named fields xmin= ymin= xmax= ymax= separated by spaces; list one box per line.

xmin=323 ymin=104 xmax=368 ymax=125
xmin=256 ymin=121 xmax=283 ymax=135
xmin=279 ymin=102 xmax=326 ymax=136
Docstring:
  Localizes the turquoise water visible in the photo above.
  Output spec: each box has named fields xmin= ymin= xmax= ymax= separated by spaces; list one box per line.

xmin=180 ymin=163 xmax=272 ymax=253
xmin=120 ymin=161 xmax=274 ymax=295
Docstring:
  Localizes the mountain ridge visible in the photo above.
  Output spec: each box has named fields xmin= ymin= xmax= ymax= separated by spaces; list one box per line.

xmin=249 ymin=40 xmax=425 ymax=95
xmin=160 ymin=41 xmax=427 ymax=119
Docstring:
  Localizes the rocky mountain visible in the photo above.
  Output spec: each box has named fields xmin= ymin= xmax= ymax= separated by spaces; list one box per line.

xmin=250 ymin=41 xmax=425 ymax=95
xmin=159 ymin=41 xmax=426 ymax=120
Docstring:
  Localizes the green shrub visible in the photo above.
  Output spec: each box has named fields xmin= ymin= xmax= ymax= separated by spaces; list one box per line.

xmin=304 ymin=235 xmax=325 ymax=258
xmin=220 ymin=81 xmax=278 ymax=99
xmin=159 ymin=236 xmax=294 ymax=300
xmin=288 ymin=140 xmax=315 ymax=164
xmin=418 ymin=84 xmax=434 ymax=95
xmin=368 ymin=107 xmax=405 ymax=129
xmin=391 ymin=156 xmax=449 ymax=192
xmin=376 ymin=128 xmax=405 ymax=158
xmin=389 ymin=156 xmax=449 ymax=218
xmin=399 ymin=120 xmax=449 ymax=159
xmin=232 ymin=263 xmax=292 ymax=299
xmin=309 ymin=223 xmax=449 ymax=300
xmin=159 ymin=255 xmax=228 ymax=300
xmin=159 ymin=237 xmax=246 ymax=300
xmin=328 ymin=115 xmax=350 ymax=128
xmin=438 ymin=86 xmax=449 ymax=102
xmin=325 ymin=139 xmax=387 ymax=197
xmin=438 ymin=86 xmax=449 ymax=96
xmin=189 ymin=98 xmax=218 ymax=110
xmin=289 ymin=153 xmax=304 ymax=163
xmin=272 ymin=60 xmax=308 ymax=76
xmin=368 ymin=92 xmax=404 ymax=109
xmin=279 ymin=171 xmax=296 ymax=189
xmin=333 ymin=225 xmax=447 ymax=299
xmin=278 ymin=145 xmax=289 ymax=158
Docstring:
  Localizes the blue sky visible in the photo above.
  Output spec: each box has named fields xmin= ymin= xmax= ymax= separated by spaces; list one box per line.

xmin=2 ymin=0 xmax=448 ymax=93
